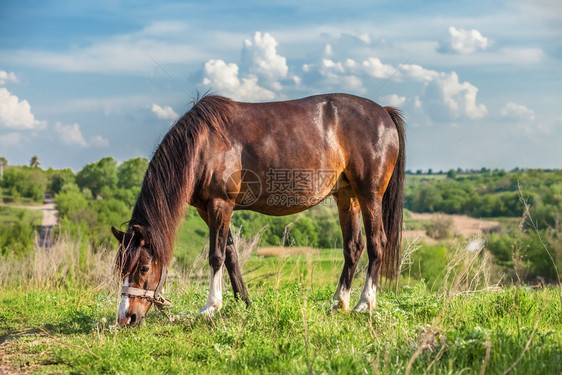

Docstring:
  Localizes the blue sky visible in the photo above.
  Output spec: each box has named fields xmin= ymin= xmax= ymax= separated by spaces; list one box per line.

xmin=1 ymin=0 xmax=561 ymax=171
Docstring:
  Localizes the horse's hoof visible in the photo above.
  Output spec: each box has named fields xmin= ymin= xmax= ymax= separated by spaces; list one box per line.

xmin=198 ymin=301 xmax=222 ymax=318
xmin=332 ymin=301 xmax=350 ymax=313
xmin=352 ymin=301 xmax=373 ymax=313
xmin=199 ymin=306 xmax=217 ymax=318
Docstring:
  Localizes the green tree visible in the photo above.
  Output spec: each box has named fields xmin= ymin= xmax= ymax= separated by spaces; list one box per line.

xmin=118 ymin=157 xmax=148 ymax=189
xmin=76 ymin=157 xmax=118 ymax=197
xmin=55 ymin=183 xmax=88 ymax=218
xmin=0 ymin=156 xmax=7 ymax=179
xmin=413 ymin=184 xmax=443 ymax=212
xmin=0 ymin=167 xmax=46 ymax=202
xmin=49 ymin=169 xmax=76 ymax=194
xmin=30 ymin=155 xmax=40 ymax=168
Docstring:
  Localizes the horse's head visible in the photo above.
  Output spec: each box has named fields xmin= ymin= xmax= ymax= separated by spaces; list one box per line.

xmin=112 ymin=224 xmax=166 ymax=327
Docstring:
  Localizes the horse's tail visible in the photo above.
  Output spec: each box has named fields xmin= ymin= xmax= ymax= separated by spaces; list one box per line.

xmin=381 ymin=106 xmax=406 ymax=281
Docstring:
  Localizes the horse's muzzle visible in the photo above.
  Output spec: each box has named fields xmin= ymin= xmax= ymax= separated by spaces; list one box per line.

xmin=118 ymin=312 xmax=144 ymax=327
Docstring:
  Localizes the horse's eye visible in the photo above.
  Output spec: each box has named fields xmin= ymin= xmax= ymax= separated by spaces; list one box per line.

xmin=140 ymin=266 xmax=150 ymax=275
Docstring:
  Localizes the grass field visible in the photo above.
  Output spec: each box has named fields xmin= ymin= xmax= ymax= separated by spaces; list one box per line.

xmin=1 ymin=283 xmax=560 ymax=374
xmin=0 ymin=188 xmax=44 ymax=207
xmin=0 ymin=206 xmax=42 ymax=228
xmin=1 ymin=240 xmax=561 ymax=374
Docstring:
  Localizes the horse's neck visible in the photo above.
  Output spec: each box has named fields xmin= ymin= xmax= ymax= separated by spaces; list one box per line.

xmin=132 ymin=133 xmax=203 ymax=236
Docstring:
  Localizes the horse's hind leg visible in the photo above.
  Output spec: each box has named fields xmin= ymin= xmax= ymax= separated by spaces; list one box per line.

xmin=333 ymin=188 xmax=365 ymax=312
xmin=225 ymin=230 xmax=250 ymax=306
xmin=353 ymin=194 xmax=386 ymax=312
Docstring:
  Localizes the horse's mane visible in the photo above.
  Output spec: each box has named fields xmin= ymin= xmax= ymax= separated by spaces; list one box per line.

xmin=117 ymin=95 xmax=234 ymax=271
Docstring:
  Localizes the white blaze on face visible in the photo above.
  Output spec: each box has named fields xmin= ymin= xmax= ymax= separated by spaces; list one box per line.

xmin=118 ymin=277 xmax=130 ymax=323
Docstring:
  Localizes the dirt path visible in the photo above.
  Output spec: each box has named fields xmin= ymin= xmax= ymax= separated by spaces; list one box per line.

xmin=404 ymin=212 xmax=500 ymax=244
xmin=4 ymin=196 xmax=58 ymax=248
xmin=10 ymin=198 xmax=57 ymax=226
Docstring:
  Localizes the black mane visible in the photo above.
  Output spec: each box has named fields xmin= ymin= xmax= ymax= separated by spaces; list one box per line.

xmin=116 ymin=95 xmax=233 ymax=271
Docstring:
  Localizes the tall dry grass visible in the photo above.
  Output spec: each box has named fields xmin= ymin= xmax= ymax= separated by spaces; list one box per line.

xmin=0 ymin=225 xmax=264 ymax=296
xmin=160 ymin=226 xmax=264 ymax=295
xmin=440 ymin=234 xmax=496 ymax=295
xmin=0 ymin=233 xmax=117 ymax=291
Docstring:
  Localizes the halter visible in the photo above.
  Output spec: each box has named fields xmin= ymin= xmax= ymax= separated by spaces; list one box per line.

xmin=121 ymin=267 xmax=172 ymax=310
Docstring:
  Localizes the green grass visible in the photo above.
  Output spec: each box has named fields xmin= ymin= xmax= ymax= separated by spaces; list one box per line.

xmin=1 ymin=187 xmax=44 ymax=206
xmin=406 ymin=174 xmax=449 ymax=182
xmin=1 ymin=278 xmax=560 ymax=374
xmin=174 ymin=207 xmax=209 ymax=264
xmin=1 ymin=214 xmax=560 ymax=374
xmin=0 ymin=206 xmax=43 ymax=256
xmin=243 ymin=249 xmax=368 ymax=290
xmin=0 ymin=205 xmax=43 ymax=227
xmin=403 ymin=209 xmax=429 ymax=231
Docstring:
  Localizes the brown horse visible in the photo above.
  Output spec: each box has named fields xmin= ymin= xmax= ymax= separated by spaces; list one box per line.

xmin=112 ymin=93 xmax=405 ymax=326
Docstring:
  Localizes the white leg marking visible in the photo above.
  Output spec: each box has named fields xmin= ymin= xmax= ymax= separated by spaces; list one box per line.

xmin=199 ymin=266 xmax=223 ymax=317
xmin=118 ymin=277 xmax=131 ymax=325
xmin=332 ymin=282 xmax=351 ymax=312
xmin=353 ymin=274 xmax=376 ymax=312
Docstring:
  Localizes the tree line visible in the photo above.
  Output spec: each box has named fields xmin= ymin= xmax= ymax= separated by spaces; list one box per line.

xmin=2 ymin=156 xmax=561 ymax=283
xmin=405 ymin=169 xmax=562 ymax=228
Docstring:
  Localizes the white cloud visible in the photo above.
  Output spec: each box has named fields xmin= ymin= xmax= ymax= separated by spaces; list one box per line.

xmin=0 ymin=22 xmax=208 ymax=75
xmin=298 ymin=49 xmax=486 ymax=122
xmin=501 ymin=102 xmax=535 ymax=122
xmin=324 ymin=44 xmax=333 ymax=57
xmin=322 ymin=59 xmax=345 ymax=74
xmin=494 ymin=47 xmax=544 ymax=64
xmin=356 ymin=33 xmax=371 ymax=45
xmin=55 ymin=122 xmax=89 ymax=147
xmin=499 ymin=102 xmax=550 ymax=137
xmin=429 ymin=46 xmax=545 ymax=66
xmin=202 ymin=59 xmax=275 ymax=101
xmin=401 ymin=64 xmax=439 ymax=82
xmin=361 ymin=58 xmax=396 ymax=79
xmin=344 ymin=59 xmax=357 ymax=69
xmin=301 ymin=58 xmax=365 ymax=92
xmin=243 ymin=32 xmax=288 ymax=88
xmin=0 ymin=70 xmax=18 ymax=85
xmin=90 ymin=135 xmax=110 ymax=147
xmin=0 ymin=132 xmax=22 ymax=146
xmin=152 ymin=103 xmax=178 ymax=120
xmin=201 ymin=32 xmax=295 ymax=101
xmin=0 ymin=88 xmax=45 ymax=130
xmin=438 ymin=26 xmax=490 ymax=54
xmin=424 ymin=71 xmax=487 ymax=120
xmin=381 ymin=94 xmax=406 ymax=107
xmin=341 ymin=32 xmax=372 ymax=45
xmin=399 ymin=64 xmax=486 ymax=120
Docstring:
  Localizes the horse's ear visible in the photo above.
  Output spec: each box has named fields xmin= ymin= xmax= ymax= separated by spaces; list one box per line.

xmin=132 ymin=224 xmax=150 ymax=247
xmin=111 ymin=226 xmax=125 ymax=243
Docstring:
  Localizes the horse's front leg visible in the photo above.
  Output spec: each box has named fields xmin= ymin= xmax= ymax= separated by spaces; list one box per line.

xmin=199 ymin=199 xmax=234 ymax=317
xmin=197 ymin=207 xmax=250 ymax=306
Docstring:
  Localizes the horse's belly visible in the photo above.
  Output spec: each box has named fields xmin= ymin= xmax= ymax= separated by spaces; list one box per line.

xmin=233 ymin=168 xmax=341 ymax=215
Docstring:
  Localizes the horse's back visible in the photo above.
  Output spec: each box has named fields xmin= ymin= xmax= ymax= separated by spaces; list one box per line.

xmin=228 ymin=93 xmax=397 ymax=171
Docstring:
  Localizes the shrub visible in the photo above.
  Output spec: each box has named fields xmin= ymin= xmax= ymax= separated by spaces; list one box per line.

xmin=76 ymin=157 xmax=118 ymax=196
xmin=424 ymin=215 xmax=454 ymax=240
xmin=55 ymin=183 xmax=88 ymax=218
